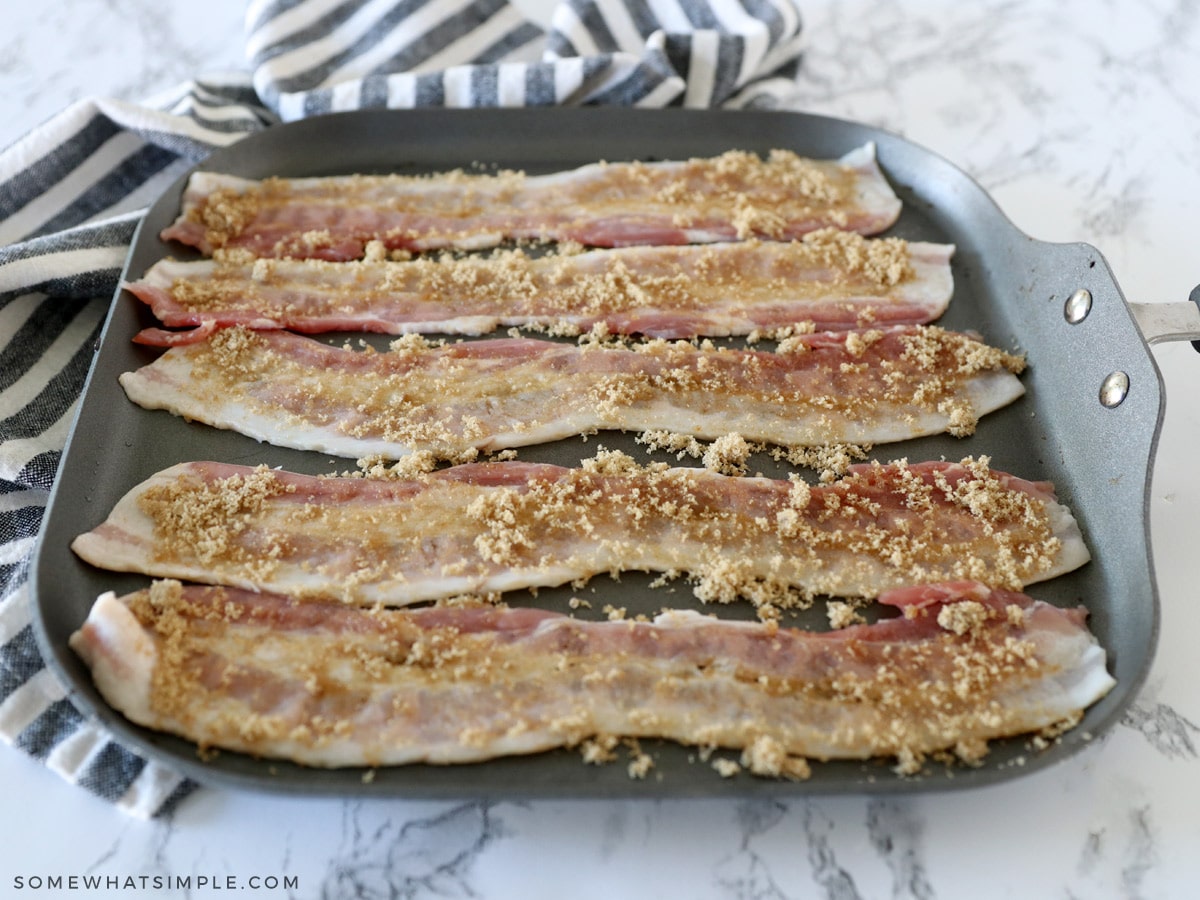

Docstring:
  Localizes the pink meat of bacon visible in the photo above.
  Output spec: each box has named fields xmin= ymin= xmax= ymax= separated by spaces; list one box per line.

xmin=126 ymin=232 xmax=953 ymax=345
xmin=117 ymin=326 xmax=1026 ymax=461
xmin=159 ymin=144 xmax=902 ymax=259
xmin=69 ymin=579 xmax=1115 ymax=771
xmin=70 ymin=457 xmax=1089 ymax=607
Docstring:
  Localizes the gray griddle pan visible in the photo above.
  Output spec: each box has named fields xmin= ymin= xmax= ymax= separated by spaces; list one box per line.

xmin=31 ymin=109 xmax=1173 ymax=798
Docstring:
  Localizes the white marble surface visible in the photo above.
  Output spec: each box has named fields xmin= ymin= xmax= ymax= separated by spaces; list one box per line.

xmin=3 ymin=0 xmax=1200 ymax=897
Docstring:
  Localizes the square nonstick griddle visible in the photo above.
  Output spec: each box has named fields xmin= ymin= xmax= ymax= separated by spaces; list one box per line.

xmin=32 ymin=109 xmax=1161 ymax=798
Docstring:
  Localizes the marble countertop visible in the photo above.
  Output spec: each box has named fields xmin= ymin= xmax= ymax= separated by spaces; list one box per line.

xmin=3 ymin=1 xmax=1199 ymax=897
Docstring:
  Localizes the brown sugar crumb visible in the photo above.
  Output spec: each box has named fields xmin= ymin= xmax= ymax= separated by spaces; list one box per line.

xmin=771 ymin=443 xmax=872 ymax=482
xmin=732 ymin=196 xmax=788 ymax=240
xmin=954 ymin=737 xmax=989 ymax=766
xmin=581 ymin=447 xmax=663 ymax=477
xmin=359 ymin=452 xmax=440 ymax=480
xmin=801 ymin=228 xmax=914 ymax=287
xmin=740 ymin=735 xmax=811 ymax=780
xmin=827 ymin=600 xmax=866 ymax=629
xmin=580 ymin=734 xmax=620 ymax=765
xmin=711 ymin=757 xmax=742 ymax=778
xmin=786 ymin=474 xmax=813 ymax=510
xmin=844 ymin=328 xmax=884 ymax=358
xmin=204 ymin=323 xmax=263 ymax=374
xmin=193 ymin=187 xmax=261 ymax=250
xmin=936 ymin=600 xmax=990 ymax=636
xmin=274 ymin=230 xmax=337 ymax=258
xmin=466 ymin=489 xmax=533 ymax=566
xmin=625 ymin=739 xmax=655 ymax=779
xmin=636 ymin=430 xmax=706 ymax=461
xmin=387 ymin=333 xmax=441 ymax=354
xmin=893 ymin=747 xmax=924 ymax=776
xmin=701 ymin=433 xmax=754 ymax=475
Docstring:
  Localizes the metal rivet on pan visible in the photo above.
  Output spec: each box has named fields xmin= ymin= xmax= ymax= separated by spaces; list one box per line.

xmin=1100 ymin=371 xmax=1130 ymax=408
xmin=1065 ymin=288 xmax=1092 ymax=324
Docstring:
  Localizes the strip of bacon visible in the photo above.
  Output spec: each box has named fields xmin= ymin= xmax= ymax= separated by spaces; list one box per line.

xmin=70 ymin=456 xmax=1089 ymax=607
xmin=160 ymin=145 xmax=902 ymax=259
xmin=69 ymin=579 xmax=1115 ymax=771
xmin=127 ymin=232 xmax=952 ymax=344
xmin=118 ymin=326 xmax=1025 ymax=461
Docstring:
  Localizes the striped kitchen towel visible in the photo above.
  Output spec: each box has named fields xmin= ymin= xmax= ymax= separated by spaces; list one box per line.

xmin=0 ymin=0 xmax=805 ymax=817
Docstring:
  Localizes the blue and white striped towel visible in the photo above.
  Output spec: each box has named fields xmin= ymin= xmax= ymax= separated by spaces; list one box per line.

xmin=0 ymin=0 xmax=805 ymax=817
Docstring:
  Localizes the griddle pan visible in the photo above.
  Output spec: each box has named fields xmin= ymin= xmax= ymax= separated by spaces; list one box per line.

xmin=31 ymin=109 xmax=1173 ymax=798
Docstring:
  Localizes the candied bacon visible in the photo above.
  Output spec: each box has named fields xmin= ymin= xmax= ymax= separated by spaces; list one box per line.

xmin=161 ymin=145 xmax=902 ymax=258
xmin=70 ymin=579 xmax=1114 ymax=771
xmin=119 ymin=326 xmax=1024 ymax=460
xmin=127 ymin=233 xmax=952 ymax=344
xmin=70 ymin=457 xmax=1089 ymax=608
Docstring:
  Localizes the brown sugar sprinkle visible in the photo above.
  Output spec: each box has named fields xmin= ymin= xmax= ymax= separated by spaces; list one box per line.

xmin=711 ymin=757 xmax=742 ymax=778
xmin=193 ymin=188 xmax=261 ymax=251
xmin=813 ymin=616 xmax=1048 ymax=773
xmin=136 ymin=464 xmax=294 ymax=570
xmin=185 ymin=150 xmax=859 ymax=252
xmin=937 ymin=599 xmax=990 ymax=636
xmin=166 ymin=227 xmax=918 ymax=326
xmin=740 ymin=735 xmax=812 ymax=780
xmin=111 ymin=577 xmax=1096 ymax=775
xmin=797 ymin=228 xmax=913 ymax=286
xmin=459 ymin=450 xmax=1061 ymax=604
xmin=769 ymin=443 xmax=873 ymax=482
xmin=123 ymin=450 xmax=1063 ymax=612
xmin=826 ymin=600 xmax=867 ymax=629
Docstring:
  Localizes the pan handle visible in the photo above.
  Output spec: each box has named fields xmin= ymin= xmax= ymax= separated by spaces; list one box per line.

xmin=1128 ymin=287 xmax=1200 ymax=350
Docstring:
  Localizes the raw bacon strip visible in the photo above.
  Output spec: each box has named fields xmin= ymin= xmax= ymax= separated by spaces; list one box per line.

xmin=118 ymin=326 xmax=1026 ymax=461
xmin=160 ymin=145 xmax=902 ymax=259
xmin=127 ymin=232 xmax=953 ymax=344
xmin=70 ymin=456 xmax=1090 ymax=607
xmin=69 ymin=580 xmax=1115 ymax=771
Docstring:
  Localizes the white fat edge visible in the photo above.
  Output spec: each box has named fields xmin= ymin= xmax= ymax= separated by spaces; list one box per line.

xmin=652 ymin=608 xmax=751 ymax=629
xmin=1025 ymin=498 xmax=1092 ymax=585
xmin=1054 ymin=640 xmax=1118 ymax=709
xmin=614 ymin=401 xmax=770 ymax=444
xmin=837 ymin=142 xmax=877 ymax=169
xmin=612 ymin=368 xmax=1025 ymax=448
xmin=386 ymin=316 xmax=505 ymax=335
xmin=134 ymin=257 xmax=218 ymax=289
xmin=894 ymin=258 xmax=955 ymax=322
xmin=962 ymin=369 xmax=1026 ymax=416
xmin=185 ymin=171 xmax=259 ymax=199
xmin=839 ymin=142 xmax=903 ymax=227
xmin=121 ymin=355 xmax=402 ymax=459
xmin=354 ymin=564 xmax=591 ymax=609
xmin=69 ymin=592 xmax=157 ymax=726
xmin=479 ymin=415 xmax=603 ymax=452
xmin=122 ymin=349 xmax=603 ymax=459
xmin=855 ymin=368 xmax=1024 ymax=444
xmin=520 ymin=159 xmax=649 ymax=191
xmin=268 ymin=728 xmax=569 ymax=769
xmin=413 ymin=232 xmax=505 ymax=252
xmin=906 ymin=241 xmax=957 ymax=264
xmin=680 ymin=227 xmax=739 ymax=243
xmin=1011 ymin=619 xmax=1116 ymax=720
xmin=472 ymin=564 xmax=597 ymax=600
xmin=69 ymin=465 xmax=187 ymax=570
